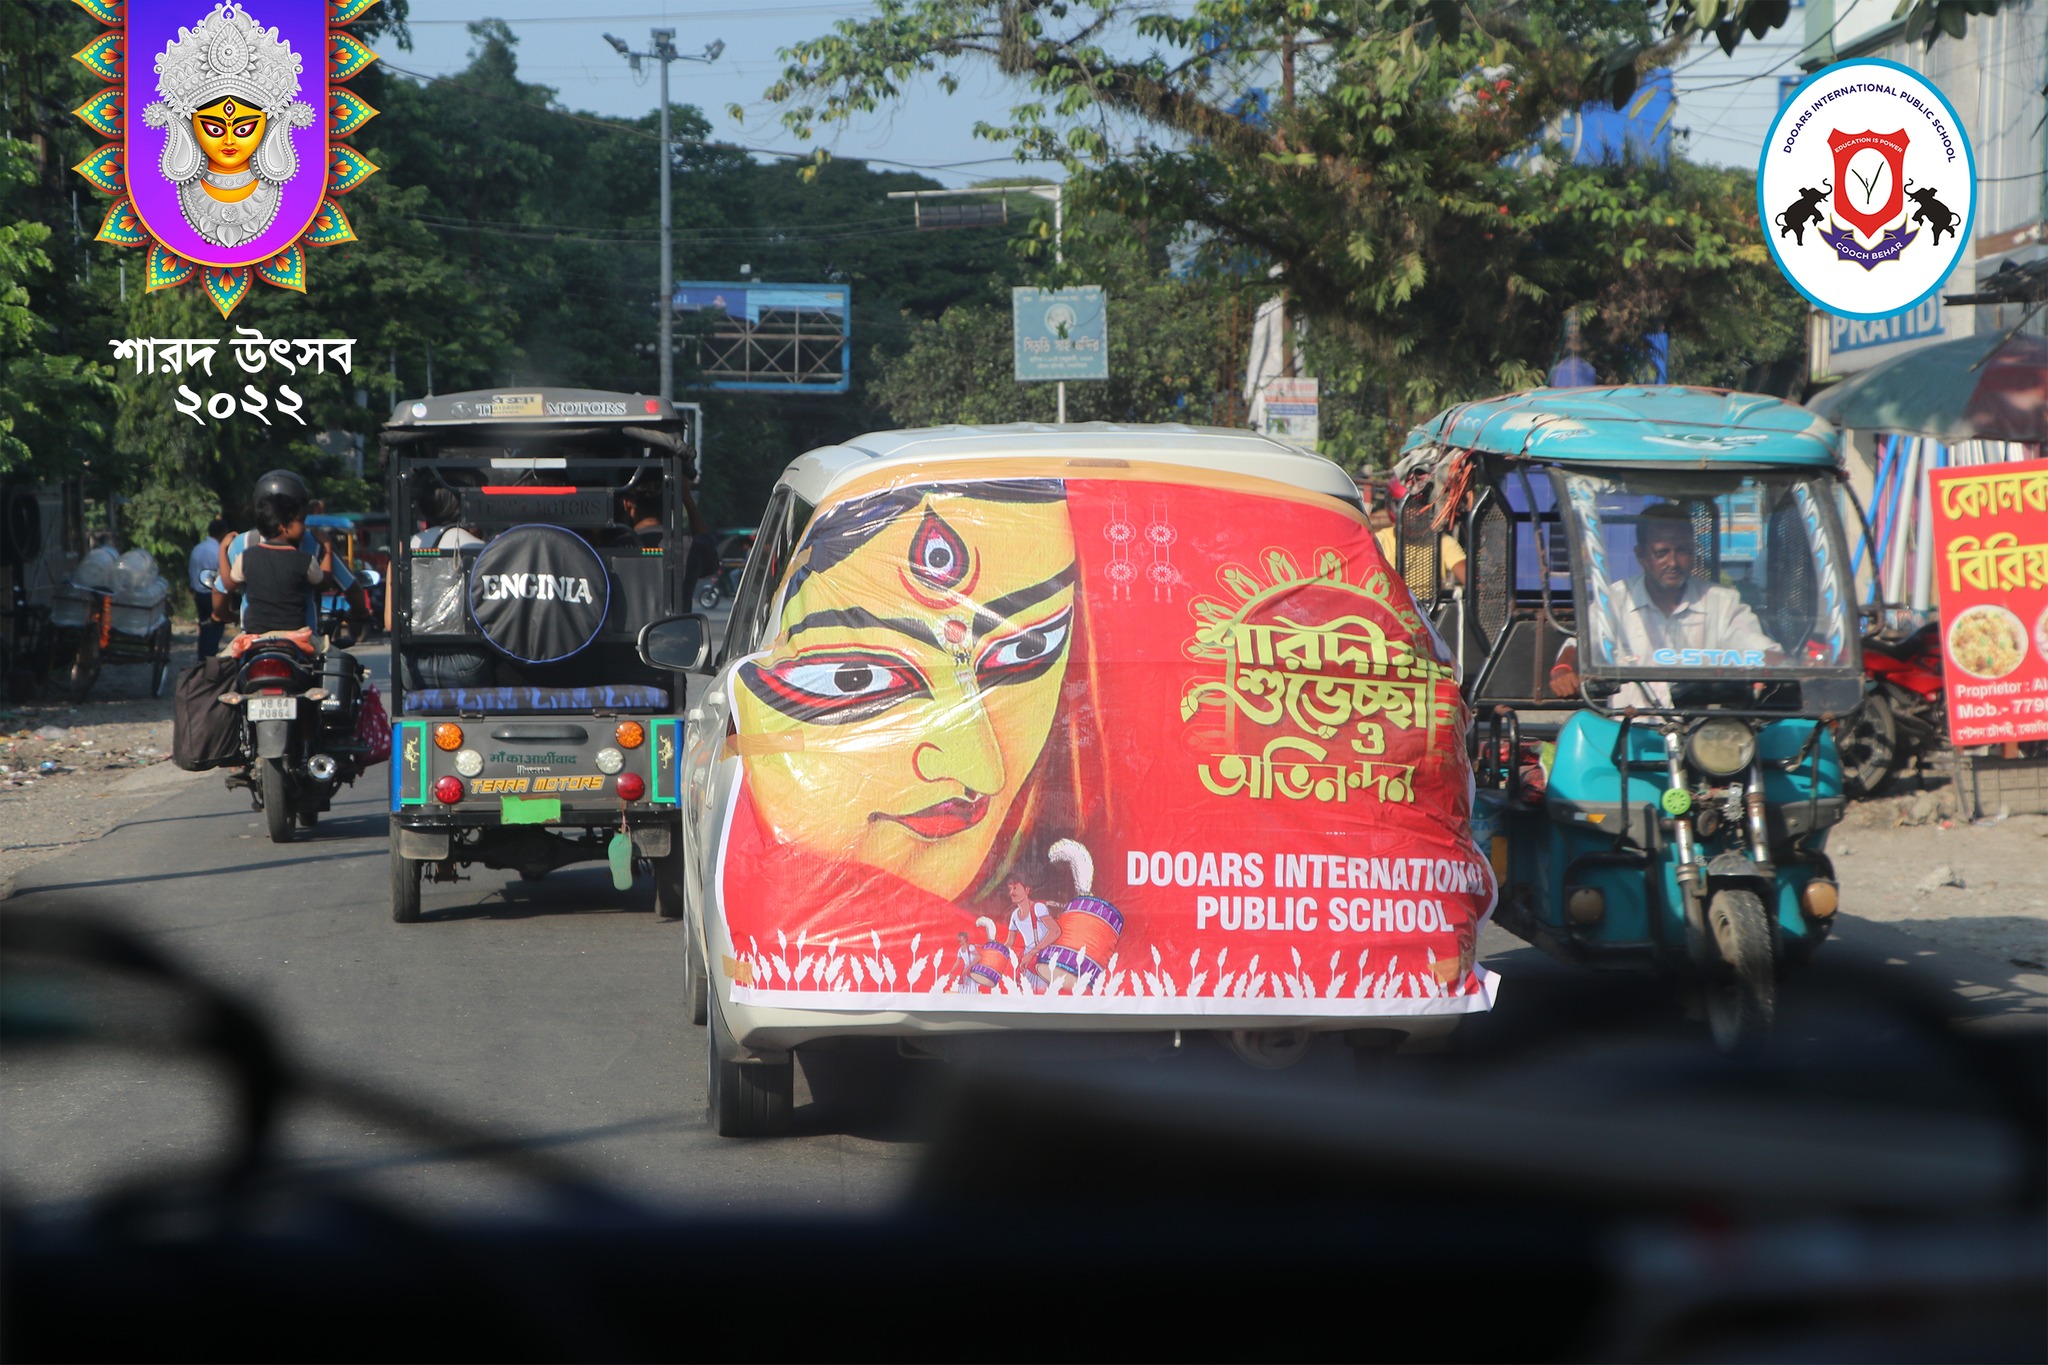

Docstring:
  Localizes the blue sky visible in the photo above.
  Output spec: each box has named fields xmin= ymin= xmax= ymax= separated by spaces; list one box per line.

xmin=375 ymin=1 xmax=1800 ymax=185
xmin=375 ymin=0 xmax=1061 ymax=185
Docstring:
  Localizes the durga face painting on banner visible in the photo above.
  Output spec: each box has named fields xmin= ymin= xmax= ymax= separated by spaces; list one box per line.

xmin=131 ymin=1 xmax=324 ymax=264
xmin=733 ymin=480 xmax=1085 ymax=907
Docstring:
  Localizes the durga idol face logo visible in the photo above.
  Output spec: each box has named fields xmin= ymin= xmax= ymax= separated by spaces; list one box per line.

xmin=70 ymin=0 xmax=380 ymax=318
xmin=1759 ymin=59 xmax=1975 ymax=322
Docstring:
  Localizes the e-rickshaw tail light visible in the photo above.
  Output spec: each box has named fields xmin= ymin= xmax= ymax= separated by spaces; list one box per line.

xmin=1800 ymin=878 xmax=1840 ymax=920
xmin=615 ymin=771 xmax=646 ymax=802
xmin=433 ymin=723 xmax=464 ymax=752
xmin=1566 ymin=887 xmax=1606 ymax=925
xmin=595 ymin=747 xmax=626 ymax=775
xmin=615 ymin=721 xmax=645 ymax=749
xmin=1687 ymin=719 xmax=1757 ymax=779
xmin=433 ymin=776 xmax=465 ymax=805
xmin=454 ymin=749 xmax=484 ymax=778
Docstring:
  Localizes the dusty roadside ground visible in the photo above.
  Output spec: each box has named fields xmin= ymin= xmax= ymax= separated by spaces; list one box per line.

xmin=0 ymin=624 xmax=208 ymax=901
xmin=1830 ymin=787 xmax=2048 ymax=972
xmin=3 ymin=645 xmax=2046 ymax=981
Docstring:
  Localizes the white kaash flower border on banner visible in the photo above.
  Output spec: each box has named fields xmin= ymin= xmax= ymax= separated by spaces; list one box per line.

xmin=708 ymin=763 xmax=1501 ymax=1019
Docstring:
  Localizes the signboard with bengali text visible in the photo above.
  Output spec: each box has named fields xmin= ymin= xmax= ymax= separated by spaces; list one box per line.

xmin=1928 ymin=459 xmax=2048 ymax=747
xmin=1013 ymin=287 xmax=1109 ymax=382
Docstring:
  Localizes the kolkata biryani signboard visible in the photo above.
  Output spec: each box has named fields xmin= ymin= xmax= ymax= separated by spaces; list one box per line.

xmin=1928 ymin=459 xmax=2048 ymax=747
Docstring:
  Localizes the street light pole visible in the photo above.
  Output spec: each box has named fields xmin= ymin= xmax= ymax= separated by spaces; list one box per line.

xmin=654 ymin=29 xmax=675 ymax=406
xmin=604 ymin=29 xmax=724 ymax=409
xmin=884 ymin=182 xmax=1068 ymax=422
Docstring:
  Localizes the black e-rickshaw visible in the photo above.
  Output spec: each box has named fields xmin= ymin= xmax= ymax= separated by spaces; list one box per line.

xmin=383 ymin=389 xmax=702 ymax=923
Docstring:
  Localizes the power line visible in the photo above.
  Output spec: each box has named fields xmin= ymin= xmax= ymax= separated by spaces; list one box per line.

xmin=378 ymin=60 xmax=1047 ymax=176
xmin=414 ymin=208 xmax=1015 ymax=239
xmin=404 ymin=5 xmax=884 ymax=23
xmin=416 ymin=217 xmax=1010 ymax=246
xmin=1677 ymin=0 xmax=1868 ymax=94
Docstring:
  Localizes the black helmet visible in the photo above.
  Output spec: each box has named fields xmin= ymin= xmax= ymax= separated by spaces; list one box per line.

xmin=254 ymin=468 xmax=310 ymax=504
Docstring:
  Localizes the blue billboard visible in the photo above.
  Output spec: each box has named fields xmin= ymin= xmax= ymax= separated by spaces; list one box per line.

xmin=673 ymin=282 xmax=851 ymax=393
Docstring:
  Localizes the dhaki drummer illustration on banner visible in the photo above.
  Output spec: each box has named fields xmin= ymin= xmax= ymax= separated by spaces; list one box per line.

xmin=71 ymin=0 xmax=379 ymax=316
xmin=715 ymin=467 xmax=1498 ymax=1018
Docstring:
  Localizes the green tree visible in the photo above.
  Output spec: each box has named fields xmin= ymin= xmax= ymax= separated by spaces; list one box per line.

xmin=873 ymin=222 xmax=1248 ymax=427
xmin=761 ymin=0 xmax=1929 ymax=462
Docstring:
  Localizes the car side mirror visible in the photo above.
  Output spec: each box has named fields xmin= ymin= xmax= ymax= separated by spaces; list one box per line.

xmin=638 ymin=614 xmax=712 ymax=673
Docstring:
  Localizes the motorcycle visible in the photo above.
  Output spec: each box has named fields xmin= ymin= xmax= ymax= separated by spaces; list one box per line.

xmin=222 ymin=638 xmax=367 ymax=843
xmin=692 ymin=528 xmax=754 ymax=610
xmin=319 ymin=575 xmax=374 ymax=649
xmin=1838 ymin=619 xmax=2048 ymax=797
xmin=1834 ymin=621 xmax=1943 ymax=798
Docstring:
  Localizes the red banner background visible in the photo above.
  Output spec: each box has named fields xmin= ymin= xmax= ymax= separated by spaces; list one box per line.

xmin=1928 ymin=458 xmax=2048 ymax=747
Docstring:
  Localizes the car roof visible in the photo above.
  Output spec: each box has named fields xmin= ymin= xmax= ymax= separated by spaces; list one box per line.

xmin=1402 ymin=386 xmax=1841 ymax=467
xmin=776 ymin=423 xmax=1359 ymax=506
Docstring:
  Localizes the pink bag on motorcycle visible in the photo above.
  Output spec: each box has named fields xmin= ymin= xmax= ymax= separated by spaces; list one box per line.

xmin=356 ymin=684 xmax=391 ymax=766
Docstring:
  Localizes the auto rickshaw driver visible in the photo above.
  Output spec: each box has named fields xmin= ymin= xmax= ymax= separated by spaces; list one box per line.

xmin=1548 ymin=502 xmax=1783 ymax=707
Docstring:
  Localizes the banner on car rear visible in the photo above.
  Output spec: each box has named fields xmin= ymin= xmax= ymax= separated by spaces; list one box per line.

xmin=1928 ymin=458 xmax=2048 ymax=747
xmin=714 ymin=463 xmax=1498 ymax=1017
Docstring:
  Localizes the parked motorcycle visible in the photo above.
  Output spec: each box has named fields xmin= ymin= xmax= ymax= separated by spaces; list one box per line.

xmin=319 ymin=573 xmax=377 ymax=649
xmin=1835 ymin=622 xmax=1943 ymax=798
xmin=1837 ymin=619 xmax=2048 ymax=797
xmin=223 ymin=639 xmax=367 ymax=842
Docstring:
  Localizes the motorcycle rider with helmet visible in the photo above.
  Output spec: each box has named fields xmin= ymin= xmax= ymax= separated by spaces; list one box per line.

xmin=211 ymin=469 xmax=363 ymax=639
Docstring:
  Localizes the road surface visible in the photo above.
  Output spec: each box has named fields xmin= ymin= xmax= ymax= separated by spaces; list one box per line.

xmin=6 ymin=640 xmax=2045 ymax=1218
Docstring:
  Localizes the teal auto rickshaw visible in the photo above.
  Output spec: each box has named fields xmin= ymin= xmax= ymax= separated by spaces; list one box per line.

xmin=1393 ymin=388 xmax=1861 ymax=1051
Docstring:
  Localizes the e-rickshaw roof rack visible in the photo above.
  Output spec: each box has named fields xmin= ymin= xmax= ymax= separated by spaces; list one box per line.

xmin=1403 ymin=386 xmax=1841 ymax=468
xmin=381 ymin=388 xmax=698 ymax=459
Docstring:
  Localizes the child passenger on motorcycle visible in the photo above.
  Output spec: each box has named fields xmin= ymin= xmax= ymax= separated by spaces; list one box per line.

xmin=221 ymin=493 xmax=338 ymax=638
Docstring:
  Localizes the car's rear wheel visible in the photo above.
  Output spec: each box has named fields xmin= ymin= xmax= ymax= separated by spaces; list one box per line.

xmin=653 ymin=847 xmax=686 ymax=920
xmin=707 ymin=989 xmax=792 ymax=1138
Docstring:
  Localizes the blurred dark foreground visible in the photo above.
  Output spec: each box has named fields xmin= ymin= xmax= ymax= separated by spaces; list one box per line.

xmin=3 ymin=912 xmax=2042 ymax=1364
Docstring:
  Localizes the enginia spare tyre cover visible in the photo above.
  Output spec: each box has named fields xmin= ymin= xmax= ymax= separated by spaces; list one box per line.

xmin=467 ymin=524 xmax=609 ymax=663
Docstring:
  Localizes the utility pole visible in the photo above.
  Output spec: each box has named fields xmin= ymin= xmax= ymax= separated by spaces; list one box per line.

xmin=605 ymin=30 xmax=723 ymax=408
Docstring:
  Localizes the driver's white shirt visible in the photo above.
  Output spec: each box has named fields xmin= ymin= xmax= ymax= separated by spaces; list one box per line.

xmin=1599 ymin=574 xmax=1778 ymax=708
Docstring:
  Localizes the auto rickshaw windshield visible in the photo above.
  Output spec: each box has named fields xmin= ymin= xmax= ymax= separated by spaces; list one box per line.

xmin=1554 ymin=466 xmax=1860 ymax=695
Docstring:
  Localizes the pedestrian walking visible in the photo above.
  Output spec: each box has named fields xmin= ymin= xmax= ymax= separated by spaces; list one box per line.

xmin=191 ymin=517 xmax=228 ymax=659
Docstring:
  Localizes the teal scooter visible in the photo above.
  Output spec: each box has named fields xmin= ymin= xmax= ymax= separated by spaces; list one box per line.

xmin=1393 ymin=387 xmax=1863 ymax=1050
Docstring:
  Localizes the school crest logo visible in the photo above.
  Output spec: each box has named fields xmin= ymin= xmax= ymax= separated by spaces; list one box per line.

xmin=1759 ymin=59 xmax=1974 ymax=321
xmin=70 ymin=0 xmax=379 ymax=317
